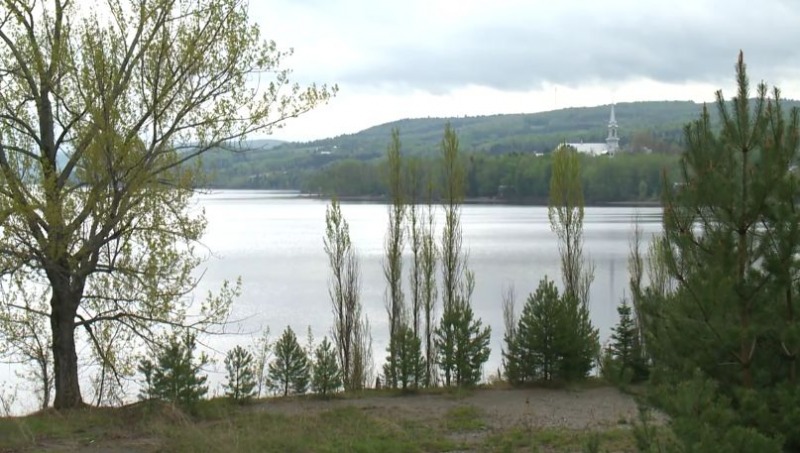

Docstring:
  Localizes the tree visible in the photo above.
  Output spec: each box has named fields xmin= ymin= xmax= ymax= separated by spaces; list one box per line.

xmin=406 ymin=157 xmax=424 ymax=344
xmin=138 ymin=331 xmax=208 ymax=410
xmin=547 ymin=144 xmax=599 ymax=382
xmin=324 ymin=198 xmax=371 ymax=391
xmin=0 ymin=273 xmax=53 ymax=410
xmin=440 ymin=123 xmax=466 ymax=315
xmin=642 ymin=52 xmax=800 ymax=450
xmin=435 ymin=123 xmax=491 ymax=387
xmin=436 ymin=272 xmax=491 ymax=387
xmin=0 ymin=0 xmax=334 ymax=409
xmin=548 ymin=145 xmax=593 ymax=305
xmin=505 ymin=276 xmax=598 ymax=385
xmin=512 ymin=277 xmax=562 ymax=383
xmin=312 ymin=337 xmax=341 ymax=397
xmin=224 ymin=345 xmax=257 ymax=403
xmin=268 ymin=326 xmax=310 ymax=397
xmin=384 ymin=322 xmax=425 ymax=390
xmin=250 ymin=327 xmax=273 ymax=398
xmin=421 ymin=175 xmax=439 ymax=386
xmin=501 ymin=285 xmax=520 ymax=384
xmin=605 ymin=299 xmax=647 ymax=383
xmin=383 ymin=128 xmax=406 ymax=388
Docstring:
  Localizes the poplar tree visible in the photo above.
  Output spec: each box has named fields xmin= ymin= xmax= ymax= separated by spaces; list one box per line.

xmin=436 ymin=124 xmax=491 ymax=386
xmin=406 ymin=156 xmax=425 ymax=363
xmin=547 ymin=145 xmax=599 ymax=381
xmin=324 ymin=199 xmax=370 ymax=391
xmin=383 ymin=128 xmax=406 ymax=388
xmin=421 ymin=177 xmax=439 ymax=386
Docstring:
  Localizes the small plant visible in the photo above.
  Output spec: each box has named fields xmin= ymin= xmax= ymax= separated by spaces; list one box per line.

xmin=269 ymin=326 xmax=310 ymax=396
xmin=312 ymin=337 xmax=341 ymax=397
xmin=138 ymin=331 xmax=208 ymax=410
xmin=224 ymin=345 xmax=257 ymax=403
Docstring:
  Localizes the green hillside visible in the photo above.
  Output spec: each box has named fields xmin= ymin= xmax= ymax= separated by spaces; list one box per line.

xmin=199 ymin=99 xmax=800 ymax=190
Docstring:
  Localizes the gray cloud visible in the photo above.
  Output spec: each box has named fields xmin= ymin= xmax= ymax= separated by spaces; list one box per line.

xmin=338 ymin=0 xmax=800 ymax=92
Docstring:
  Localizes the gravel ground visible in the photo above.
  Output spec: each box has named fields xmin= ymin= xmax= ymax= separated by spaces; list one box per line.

xmin=255 ymin=386 xmax=665 ymax=431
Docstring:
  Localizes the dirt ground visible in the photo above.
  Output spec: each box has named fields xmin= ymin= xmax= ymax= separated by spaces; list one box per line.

xmin=255 ymin=386 xmax=662 ymax=431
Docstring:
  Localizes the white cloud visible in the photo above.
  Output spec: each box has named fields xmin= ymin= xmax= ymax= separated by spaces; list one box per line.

xmin=250 ymin=0 xmax=800 ymax=141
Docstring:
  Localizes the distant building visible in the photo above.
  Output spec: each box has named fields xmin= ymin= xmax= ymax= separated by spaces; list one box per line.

xmin=566 ymin=105 xmax=620 ymax=156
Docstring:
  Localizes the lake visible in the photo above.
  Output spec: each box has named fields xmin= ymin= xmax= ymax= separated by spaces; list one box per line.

xmin=0 ymin=190 xmax=663 ymax=412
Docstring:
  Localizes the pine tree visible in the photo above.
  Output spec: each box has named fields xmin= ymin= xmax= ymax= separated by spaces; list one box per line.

xmin=138 ymin=331 xmax=208 ymax=410
xmin=514 ymin=277 xmax=562 ymax=383
xmin=384 ymin=323 xmax=426 ymax=390
xmin=605 ymin=299 xmax=647 ymax=383
xmin=224 ymin=345 xmax=257 ymax=403
xmin=312 ymin=337 xmax=341 ymax=397
xmin=436 ymin=272 xmax=491 ymax=386
xmin=557 ymin=293 xmax=599 ymax=382
xmin=641 ymin=52 xmax=800 ymax=450
xmin=506 ymin=276 xmax=598 ymax=384
xmin=269 ymin=326 xmax=310 ymax=397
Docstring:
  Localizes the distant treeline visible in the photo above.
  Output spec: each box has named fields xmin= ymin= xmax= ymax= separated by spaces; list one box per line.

xmin=300 ymin=151 xmax=681 ymax=204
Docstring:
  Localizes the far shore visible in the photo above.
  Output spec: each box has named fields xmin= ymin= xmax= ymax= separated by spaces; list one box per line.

xmin=299 ymin=192 xmax=663 ymax=208
xmin=200 ymin=188 xmax=663 ymax=208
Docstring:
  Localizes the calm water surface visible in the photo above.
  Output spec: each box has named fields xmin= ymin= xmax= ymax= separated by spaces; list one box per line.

xmin=1 ymin=190 xmax=662 ymax=412
xmin=196 ymin=191 xmax=662 ymax=379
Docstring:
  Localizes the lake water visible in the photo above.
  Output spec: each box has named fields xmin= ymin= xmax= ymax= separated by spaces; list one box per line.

xmin=0 ymin=190 xmax=662 ymax=413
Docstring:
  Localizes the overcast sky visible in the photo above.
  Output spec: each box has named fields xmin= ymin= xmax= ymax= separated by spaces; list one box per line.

xmin=250 ymin=0 xmax=800 ymax=142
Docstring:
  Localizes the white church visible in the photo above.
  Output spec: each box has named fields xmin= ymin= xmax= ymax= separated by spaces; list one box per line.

xmin=565 ymin=105 xmax=620 ymax=156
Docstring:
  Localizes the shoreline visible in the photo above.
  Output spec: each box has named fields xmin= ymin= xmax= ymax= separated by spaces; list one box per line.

xmin=200 ymin=188 xmax=663 ymax=207
xmin=296 ymin=193 xmax=663 ymax=208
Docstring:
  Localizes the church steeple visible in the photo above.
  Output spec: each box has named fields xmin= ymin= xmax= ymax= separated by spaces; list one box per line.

xmin=606 ymin=104 xmax=619 ymax=153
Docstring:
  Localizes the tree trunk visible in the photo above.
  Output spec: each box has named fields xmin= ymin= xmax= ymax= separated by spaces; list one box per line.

xmin=50 ymin=291 xmax=84 ymax=409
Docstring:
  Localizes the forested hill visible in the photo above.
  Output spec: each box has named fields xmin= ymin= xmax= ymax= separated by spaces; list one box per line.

xmin=200 ymin=99 xmax=800 ymax=190
xmin=293 ymin=100 xmax=701 ymax=156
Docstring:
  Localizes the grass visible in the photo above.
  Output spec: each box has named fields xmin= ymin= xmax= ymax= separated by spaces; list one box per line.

xmin=0 ymin=385 xmax=665 ymax=452
xmin=0 ymin=399 xmax=460 ymax=452
xmin=484 ymin=426 xmax=641 ymax=452
xmin=162 ymin=406 xmax=458 ymax=452
xmin=442 ymin=405 xmax=486 ymax=432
